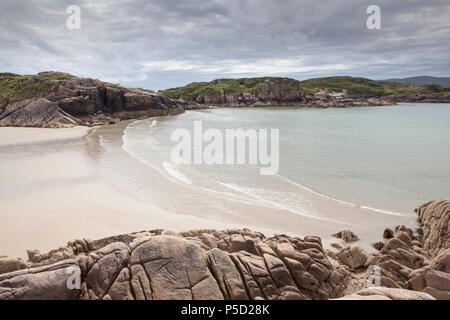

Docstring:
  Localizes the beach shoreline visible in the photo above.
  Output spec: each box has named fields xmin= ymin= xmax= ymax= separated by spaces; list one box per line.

xmin=0 ymin=124 xmax=287 ymax=259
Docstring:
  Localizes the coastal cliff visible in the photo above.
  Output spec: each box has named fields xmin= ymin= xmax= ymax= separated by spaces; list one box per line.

xmin=0 ymin=72 xmax=183 ymax=128
xmin=0 ymin=199 xmax=448 ymax=300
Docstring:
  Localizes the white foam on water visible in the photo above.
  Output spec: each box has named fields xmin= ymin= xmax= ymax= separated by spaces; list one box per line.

xmin=218 ymin=181 xmax=357 ymax=225
xmin=162 ymin=161 xmax=193 ymax=185
xmin=278 ymin=175 xmax=409 ymax=217
xmin=121 ymin=117 xmax=409 ymax=222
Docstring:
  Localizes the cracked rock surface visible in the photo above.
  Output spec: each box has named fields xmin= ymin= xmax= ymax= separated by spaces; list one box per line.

xmin=0 ymin=230 xmax=350 ymax=300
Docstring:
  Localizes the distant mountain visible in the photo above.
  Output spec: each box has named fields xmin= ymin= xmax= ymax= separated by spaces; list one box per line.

xmin=381 ymin=76 xmax=450 ymax=88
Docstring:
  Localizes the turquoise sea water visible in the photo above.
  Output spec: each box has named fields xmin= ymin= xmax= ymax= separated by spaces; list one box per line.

xmin=120 ymin=103 xmax=450 ymax=216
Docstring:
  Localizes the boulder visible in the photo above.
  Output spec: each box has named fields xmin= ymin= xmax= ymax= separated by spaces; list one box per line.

xmin=332 ymin=230 xmax=359 ymax=243
xmin=372 ymin=241 xmax=384 ymax=251
xmin=407 ymin=249 xmax=450 ymax=300
xmin=337 ymin=246 xmax=368 ymax=269
xmin=129 ymin=236 xmax=223 ymax=300
xmin=206 ymin=249 xmax=248 ymax=300
xmin=0 ymin=260 xmax=80 ymax=300
xmin=0 ymin=257 xmax=28 ymax=275
xmin=79 ymin=242 xmax=131 ymax=300
xmin=383 ymin=228 xmax=394 ymax=239
xmin=416 ymin=199 xmax=450 ymax=256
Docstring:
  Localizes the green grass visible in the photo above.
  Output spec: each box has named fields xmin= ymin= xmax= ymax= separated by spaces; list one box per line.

xmin=299 ymin=76 xmax=430 ymax=95
xmin=0 ymin=72 xmax=75 ymax=102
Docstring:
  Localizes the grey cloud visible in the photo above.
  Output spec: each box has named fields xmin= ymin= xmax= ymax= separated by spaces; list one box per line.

xmin=0 ymin=0 xmax=449 ymax=90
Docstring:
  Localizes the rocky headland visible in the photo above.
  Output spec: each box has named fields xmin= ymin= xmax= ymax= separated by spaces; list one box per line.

xmin=0 ymin=72 xmax=183 ymax=128
xmin=160 ymin=77 xmax=394 ymax=108
xmin=160 ymin=76 xmax=450 ymax=109
xmin=0 ymin=199 xmax=448 ymax=300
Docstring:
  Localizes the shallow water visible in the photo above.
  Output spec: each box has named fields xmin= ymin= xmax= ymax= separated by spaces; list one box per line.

xmin=121 ymin=103 xmax=450 ymax=215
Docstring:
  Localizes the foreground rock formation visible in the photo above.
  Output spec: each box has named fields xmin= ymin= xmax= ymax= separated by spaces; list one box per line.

xmin=0 ymin=230 xmax=350 ymax=300
xmin=0 ymin=199 xmax=448 ymax=300
xmin=0 ymin=72 xmax=183 ymax=128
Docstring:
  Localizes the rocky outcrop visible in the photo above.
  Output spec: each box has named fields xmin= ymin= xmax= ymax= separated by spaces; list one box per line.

xmin=327 ymin=199 xmax=450 ymax=300
xmin=416 ymin=199 xmax=450 ymax=256
xmin=0 ymin=229 xmax=350 ymax=300
xmin=387 ymin=93 xmax=450 ymax=104
xmin=0 ymin=98 xmax=81 ymax=128
xmin=0 ymin=72 xmax=184 ymax=128
xmin=193 ymin=79 xmax=307 ymax=107
xmin=27 ymin=238 xmax=95 ymax=267
xmin=332 ymin=230 xmax=359 ymax=243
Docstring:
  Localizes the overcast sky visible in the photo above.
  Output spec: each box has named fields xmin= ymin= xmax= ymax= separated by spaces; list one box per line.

xmin=1 ymin=0 xmax=449 ymax=90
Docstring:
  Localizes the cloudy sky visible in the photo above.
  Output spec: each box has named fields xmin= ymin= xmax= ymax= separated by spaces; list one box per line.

xmin=1 ymin=0 xmax=450 ymax=90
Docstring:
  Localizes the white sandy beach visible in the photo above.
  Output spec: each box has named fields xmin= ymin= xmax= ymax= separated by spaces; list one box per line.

xmin=0 ymin=126 xmax=253 ymax=259
xmin=0 ymin=127 xmax=91 ymax=147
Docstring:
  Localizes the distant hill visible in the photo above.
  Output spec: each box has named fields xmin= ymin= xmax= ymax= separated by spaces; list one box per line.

xmin=381 ymin=76 xmax=450 ymax=88
xmin=160 ymin=77 xmax=304 ymax=101
xmin=298 ymin=76 xmax=426 ymax=95
xmin=160 ymin=76 xmax=435 ymax=101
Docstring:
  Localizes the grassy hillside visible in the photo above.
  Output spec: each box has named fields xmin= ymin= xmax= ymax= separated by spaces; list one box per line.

xmin=0 ymin=72 xmax=75 ymax=102
xmin=160 ymin=76 xmax=450 ymax=100
xmin=382 ymin=76 xmax=450 ymax=88
xmin=299 ymin=76 xmax=429 ymax=95
xmin=160 ymin=77 xmax=304 ymax=100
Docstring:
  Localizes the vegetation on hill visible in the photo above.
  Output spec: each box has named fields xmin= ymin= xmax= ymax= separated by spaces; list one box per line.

xmin=160 ymin=77 xmax=305 ymax=100
xmin=299 ymin=76 xmax=426 ymax=95
xmin=382 ymin=76 xmax=450 ymax=88
xmin=0 ymin=72 xmax=75 ymax=102
xmin=160 ymin=76 xmax=450 ymax=101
